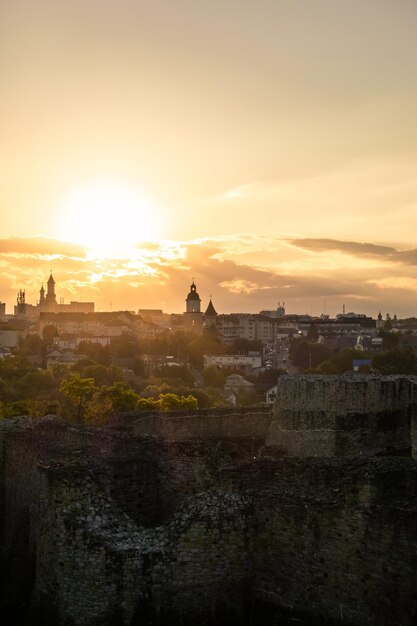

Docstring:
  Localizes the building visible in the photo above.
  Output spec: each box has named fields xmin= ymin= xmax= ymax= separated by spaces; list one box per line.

xmin=204 ymin=299 xmax=218 ymax=328
xmin=14 ymin=273 xmax=95 ymax=319
xmin=204 ymin=353 xmax=262 ymax=375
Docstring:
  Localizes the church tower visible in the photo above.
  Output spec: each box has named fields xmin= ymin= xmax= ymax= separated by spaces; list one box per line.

xmin=184 ymin=280 xmax=203 ymax=331
xmin=39 ymin=284 xmax=45 ymax=305
xmin=46 ymin=272 xmax=56 ymax=304
xmin=204 ymin=298 xmax=218 ymax=328
xmin=186 ymin=281 xmax=201 ymax=313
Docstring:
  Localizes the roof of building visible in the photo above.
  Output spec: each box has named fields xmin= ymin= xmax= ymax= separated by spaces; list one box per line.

xmin=204 ymin=299 xmax=217 ymax=316
xmin=224 ymin=374 xmax=255 ymax=389
xmin=47 ymin=273 xmax=55 ymax=284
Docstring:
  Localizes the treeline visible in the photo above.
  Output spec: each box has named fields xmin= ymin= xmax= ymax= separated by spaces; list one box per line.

xmin=290 ymin=336 xmax=417 ymax=375
xmin=0 ymin=356 xmax=198 ymax=422
xmin=2 ymin=328 xmax=264 ymax=420
xmin=20 ymin=327 xmax=262 ymax=370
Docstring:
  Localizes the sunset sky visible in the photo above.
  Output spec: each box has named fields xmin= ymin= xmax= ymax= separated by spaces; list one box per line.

xmin=1 ymin=1 xmax=417 ymax=316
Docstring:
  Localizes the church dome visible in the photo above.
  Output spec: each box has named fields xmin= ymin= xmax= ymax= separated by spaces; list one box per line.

xmin=186 ymin=282 xmax=200 ymax=301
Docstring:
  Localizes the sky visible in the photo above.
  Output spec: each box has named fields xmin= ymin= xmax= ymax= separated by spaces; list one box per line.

xmin=1 ymin=1 xmax=417 ymax=316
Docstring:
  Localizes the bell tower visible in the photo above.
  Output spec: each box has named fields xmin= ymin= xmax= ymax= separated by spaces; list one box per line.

xmin=183 ymin=279 xmax=203 ymax=332
xmin=185 ymin=280 xmax=201 ymax=313
xmin=46 ymin=272 xmax=56 ymax=304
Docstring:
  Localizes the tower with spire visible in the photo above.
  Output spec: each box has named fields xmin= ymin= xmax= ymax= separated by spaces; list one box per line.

xmin=46 ymin=272 xmax=56 ymax=304
xmin=204 ymin=297 xmax=218 ymax=328
xmin=183 ymin=279 xmax=204 ymax=331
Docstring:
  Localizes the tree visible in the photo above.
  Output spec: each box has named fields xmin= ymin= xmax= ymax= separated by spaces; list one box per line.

xmin=60 ymin=374 xmax=95 ymax=423
xmin=202 ymin=366 xmax=226 ymax=388
xmin=310 ymin=348 xmax=358 ymax=375
xmin=42 ymin=324 xmax=59 ymax=347
xmin=372 ymin=348 xmax=417 ymax=375
xmin=290 ymin=340 xmax=332 ymax=371
xmin=76 ymin=341 xmax=111 ymax=366
xmin=306 ymin=324 xmax=319 ymax=343
xmin=158 ymin=393 xmax=198 ymax=411
xmin=384 ymin=314 xmax=392 ymax=331
xmin=378 ymin=329 xmax=400 ymax=350
xmin=86 ymin=381 xmax=140 ymax=423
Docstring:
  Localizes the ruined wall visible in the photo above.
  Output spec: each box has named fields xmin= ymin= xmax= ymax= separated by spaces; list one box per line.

xmin=0 ymin=419 xmax=255 ymax=626
xmin=2 ymin=376 xmax=417 ymax=626
xmin=222 ymin=457 xmax=417 ymax=626
xmin=267 ymin=375 xmax=414 ymax=457
xmin=131 ymin=407 xmax=271 ymax=444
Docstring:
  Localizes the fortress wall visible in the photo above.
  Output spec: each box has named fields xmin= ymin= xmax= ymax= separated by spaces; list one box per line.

xmin=225 ymin=458 xmax=417 ymax=626
xmin=3 ymin=376 xmax=417 ymax=626
xmin=132 ymin=407 xmax=271 ymax=442
xmin=0 ymin=419 xmax=255 ymax=626
xmin=267 ymin=375 xmax=414 ymax=457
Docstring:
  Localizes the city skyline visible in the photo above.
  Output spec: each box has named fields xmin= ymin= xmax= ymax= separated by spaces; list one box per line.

xmin=1 ymin=2 xmax=417 ymax=316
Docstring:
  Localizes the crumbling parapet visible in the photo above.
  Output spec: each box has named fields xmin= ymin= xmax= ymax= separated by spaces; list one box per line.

xmin=266 ymin=375 xmax=415 ymax=458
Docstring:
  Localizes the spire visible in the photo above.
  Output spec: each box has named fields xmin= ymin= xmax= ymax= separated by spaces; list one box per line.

xmin=46 ymin=271 xmax=56 ymax=303
xmin=204 ymin=298 xmax=217 ymax=317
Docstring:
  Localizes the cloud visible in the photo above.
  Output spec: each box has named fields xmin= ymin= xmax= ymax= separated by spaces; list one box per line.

xmin=1 ymin=234 xmax=417 ymax=317
xmin=289 ymin=237 xmax=417 ymax=267
xmin=0 ymin=236 xmax=87 ymax=258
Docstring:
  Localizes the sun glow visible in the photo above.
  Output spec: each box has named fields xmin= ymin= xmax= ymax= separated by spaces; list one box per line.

xmin=58 ymin=182 xmax=160 ymax=254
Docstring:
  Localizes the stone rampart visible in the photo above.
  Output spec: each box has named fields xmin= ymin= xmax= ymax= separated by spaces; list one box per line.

xmin=266 ymin=375 xmax=415 ymax=457
xmin=3 ymin=377 xmax=417 ymax=626
xmin=131 ymin=407 xmax=271 ymax=443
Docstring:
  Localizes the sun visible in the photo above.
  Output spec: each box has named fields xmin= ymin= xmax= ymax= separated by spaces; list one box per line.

xmin=57 ymin=182 xmax=160 ymax=254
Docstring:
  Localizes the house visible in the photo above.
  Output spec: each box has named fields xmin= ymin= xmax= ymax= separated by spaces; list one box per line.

xmin=204 ymin=353 xmax=262 ymax=375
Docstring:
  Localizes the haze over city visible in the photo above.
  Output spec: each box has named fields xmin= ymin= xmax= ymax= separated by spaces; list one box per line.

xmin=2 ymin=1 xmax=417 ymax=316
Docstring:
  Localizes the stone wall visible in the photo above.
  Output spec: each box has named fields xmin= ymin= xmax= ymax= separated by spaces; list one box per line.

xmin=267 ymin=375 xmax=414 ymax=457
xmin=223 ymin=456 xmax=417 ymax=626
xmin=131 ymin=407 xmax=271 ymax=444
xmin=2 ymin=377 xmax=417 ymax=625
xmin=0 ymin=419 xmax=256 ymax=626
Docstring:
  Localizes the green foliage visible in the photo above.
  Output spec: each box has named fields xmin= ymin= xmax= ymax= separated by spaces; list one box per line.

xmin=19 ymin=334 xmax=42 ymax=356
xmin=306 ymin=324 xmax=319 ymax=343
xmin=156 ymin=364 xmax=195 ymax=385
xmin=372 ymin=347 xmax=417 ymax=375
xmin=42 ymin=324 xmax=59 ymax=346
xmin=290 ymin=340 xmax=332 ymax=371
xmin=72 ymin=363 xmax=125 ymax=386
xmin=137 ymin=393 xmax=198 ymax=412
xmin=110 ymin=334 xmax=140 ymax=358
xmin=309 ymin=348 xmax=358 ymax=375
xmin=15 ymin=370 xmax=58 ymax=399
xmin=378 ymin=329 xmax=400 ymax=350
xmin=76 ymin=341 xmax=111 ymax=365
xmin=60 ymin=374 xmax=95 ymax=423
xmin=227 ymin=338 xmax=263 ymax=354
xmin=0 ymin=400 xmax=28 ymax=419
xmin=202 ymin=366 xmax=226 ymax=388
xmin=137 ymin=397 xmax=160 ymax=411
xmin=86 ymin=381 xmax=141 ymax=424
